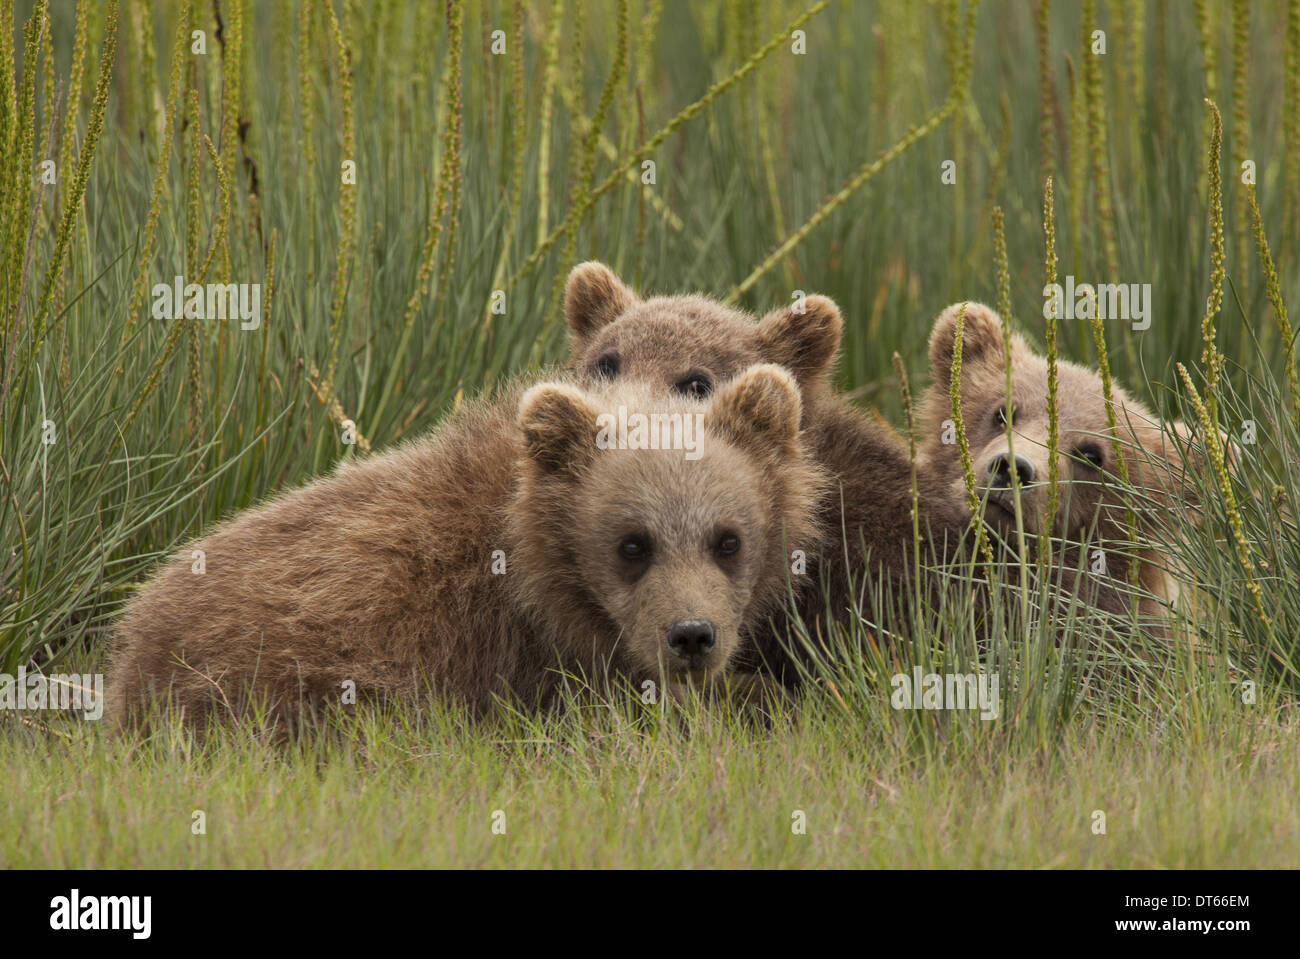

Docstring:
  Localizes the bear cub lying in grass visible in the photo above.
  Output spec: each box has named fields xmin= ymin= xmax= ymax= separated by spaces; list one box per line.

xmin=106 ymin=364 xmax=825 ymax=732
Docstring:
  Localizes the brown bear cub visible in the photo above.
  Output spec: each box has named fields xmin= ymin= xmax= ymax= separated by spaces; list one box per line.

xmin=920 ymin=301 xmax=1195 ymax=624
xmin=563 ymin=263 xmax=969 ymax=677
xmin=106 ymin=364 xmax=825 ymax=731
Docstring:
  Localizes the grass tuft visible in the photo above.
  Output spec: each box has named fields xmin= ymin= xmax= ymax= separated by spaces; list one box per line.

xmin=1200 ymin=97 xmax=1227 ymax=423
xmin=1247 ymin=182 xmax=1300 ymax=432
xmin=947 ymin=301 xmax=994 ymax=567
xmin=1043 ymin=176 xmax=1062 ymax=531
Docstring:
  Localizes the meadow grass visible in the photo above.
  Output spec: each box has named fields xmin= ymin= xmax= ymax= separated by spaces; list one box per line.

xmin=2 ymin=0 xmax=1299 ymax=867
xmin=3 ymin=675 xmax=1296 ymax=869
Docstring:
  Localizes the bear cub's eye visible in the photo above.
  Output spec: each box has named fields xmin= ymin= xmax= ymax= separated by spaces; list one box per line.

xmin=994 ymin=402 xmax=1017 ymax=428
xmin=1073 ymin=442 xmax=1104 ymax=470
xmin=617 ymin=533 xmax=651 ymax=561
xmin=594 ymin=352 xmax=620 ymax=379
xmin=675 ymin=370 xmax=713 ymax=398
xmin=715 ymin=532 xmax=741 ymax=557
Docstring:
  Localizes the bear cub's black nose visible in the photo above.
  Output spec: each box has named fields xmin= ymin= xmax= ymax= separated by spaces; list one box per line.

xmin=666 ymin=620 xmax=716 ymax=659
xmin=987 ymin=453 xmax=1036 ymax=487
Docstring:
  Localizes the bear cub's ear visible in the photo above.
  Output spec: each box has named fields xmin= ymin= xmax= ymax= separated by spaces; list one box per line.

xmin=756 ymin=294 xmax=844 ymax=386
xmin=564 ymin=261 xmax=640 ymax=345
xmin=518 ymin=382 xmax=598 ymax=475
xmin=928 ymin=301 xmax=1006 ymax=391
xmin=710 ymin=364 xmax=803 ymax=462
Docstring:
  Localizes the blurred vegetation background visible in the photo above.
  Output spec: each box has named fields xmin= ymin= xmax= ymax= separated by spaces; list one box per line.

xmin=2 ymin=0 xmax=1298 ymax=675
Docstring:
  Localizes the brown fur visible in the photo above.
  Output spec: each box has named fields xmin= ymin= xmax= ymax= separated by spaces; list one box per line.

xmin=920 ymin=301 xmax=1196 ymax=623
xmin=565 ymin=261 xmax=844 ymax=403
xmin=563 ymin=263 xmax=969 ymax=676
xmin=105 ymin=365 xmax=825 ymax=731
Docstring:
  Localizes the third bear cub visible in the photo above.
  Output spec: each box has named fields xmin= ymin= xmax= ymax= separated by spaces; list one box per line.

xmin=921 ymin=301 xmax=1198 ymax=622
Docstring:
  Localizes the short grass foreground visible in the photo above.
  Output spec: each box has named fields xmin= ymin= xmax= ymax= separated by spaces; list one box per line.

xmin=4 ymin=692 xmax=1297 ymax=869
xmin=3 ymin=1 xmax=1300 ymax=867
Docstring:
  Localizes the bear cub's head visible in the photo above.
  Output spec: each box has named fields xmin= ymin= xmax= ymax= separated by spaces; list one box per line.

xmin=564 ymin=261 xmax=844 ymax=406
xmin=514 ymin=364 xmax=825 ymax=681
xmin=923 ymin=302 xmax=1193 ymax=543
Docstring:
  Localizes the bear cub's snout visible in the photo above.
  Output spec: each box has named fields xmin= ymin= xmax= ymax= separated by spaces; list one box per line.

xmin=986 ymin=452 xmax=1037 ymax=489
xmin=665 ymin=619 xmax=717 ymax=664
